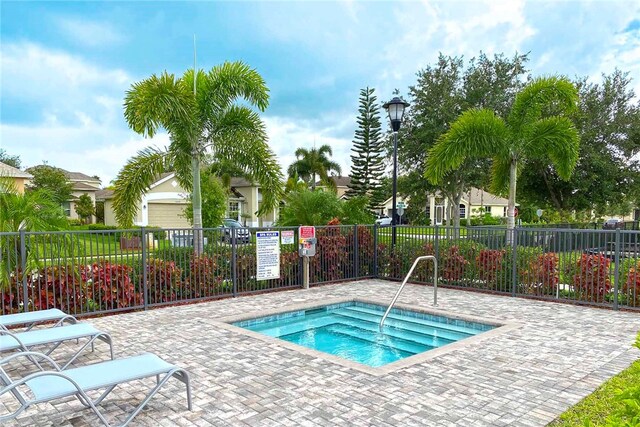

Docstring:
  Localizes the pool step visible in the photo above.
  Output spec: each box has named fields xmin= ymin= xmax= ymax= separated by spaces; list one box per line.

xmin=281 ymin=322 xmax=430 ymax=356
xmin=346 ymin=305 xmax=486 ymax=335
xmin=333 ymin=308 xmax=472 ymax=342
xmin=333 ymin=314 xmax=454 ymax=349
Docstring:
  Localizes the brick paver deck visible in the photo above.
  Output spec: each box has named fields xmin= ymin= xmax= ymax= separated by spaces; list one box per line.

xmin=2 ymin=280 xmax=639 ymax=426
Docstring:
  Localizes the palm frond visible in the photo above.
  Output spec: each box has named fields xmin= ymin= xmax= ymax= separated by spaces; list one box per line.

xmin=489 ymin=156 xmax=512 ymax=196
xmin=208 ymin=108 xmax=284 ymax=216
xmin=199 ymin=61 xmax=270 ymax=113
xmin=508 ymin=76 xmax=579 ymax=134
xmin=123 ymin=72 xmax=195 ymax=138
xmin=317 ymin=144 xmax=333 ymax=157
xmin=112 ymin=147 xmax=171 ymax=227
xmin=425 ymin=108 xmax=509 ymax=184
xmin=525 ymin=116 xmax=579 ymax=179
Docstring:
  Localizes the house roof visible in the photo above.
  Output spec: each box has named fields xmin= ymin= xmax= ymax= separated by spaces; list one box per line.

xmin=59 ymin=168 xmax=101 ymax=183
xmin=230 ymin=177 xmax=254 ymax=187
xmin=95 ymin=189 xmax=114 ymax=200
xmin=466 ymin=188 xmax=509 ymax=206
xmin=0 ymin=162 xmax=32 ymax=179
xmin=315 ymin=176 xmax=351 ymax=187
xmin=72 ymin=182 xmax=100 ymax=191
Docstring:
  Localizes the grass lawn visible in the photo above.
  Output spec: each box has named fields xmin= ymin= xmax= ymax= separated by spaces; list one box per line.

xmin=550 ymin=359 xmax=640 ymax=426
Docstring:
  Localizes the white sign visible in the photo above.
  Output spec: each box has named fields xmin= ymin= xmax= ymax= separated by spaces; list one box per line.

xmin=281 ymin=230 xmax=294 ymax=245
xmin=536 ymin=209 xmax=543 ymax=217
xmin=256 ymin=231 xmax=280 ymax=281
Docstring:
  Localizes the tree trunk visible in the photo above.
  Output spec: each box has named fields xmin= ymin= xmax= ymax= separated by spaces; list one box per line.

xmin=506 ymin=158 xmax=517 ymax=245
xmin=192 ymin=155 xmax=204 ymax=255
xmin=452 ymin=192 xmax=462 ymax=239
xmin=466 ymin=189 xmax=471 ymax=227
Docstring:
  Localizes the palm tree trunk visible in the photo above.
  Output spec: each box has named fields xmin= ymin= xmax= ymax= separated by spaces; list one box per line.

xmin=506 ymin=158 xmax=517 ymax=245
xmin=192 ymin=156 xmax=204 ymax=255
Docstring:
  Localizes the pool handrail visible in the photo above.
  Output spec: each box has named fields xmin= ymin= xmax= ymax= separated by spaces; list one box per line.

xmin=379 ymin=255 xmax=438 ymax=331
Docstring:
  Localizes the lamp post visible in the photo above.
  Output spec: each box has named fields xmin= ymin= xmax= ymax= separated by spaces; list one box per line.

xmin=383 ymin=96 xmax=410 ymax=246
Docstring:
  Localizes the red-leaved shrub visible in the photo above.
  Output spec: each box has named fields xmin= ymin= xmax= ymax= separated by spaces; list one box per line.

xmin=476 ymin=249 xmax=506 ymax=288
xmin=572 ymin=254 xmax=611 ymax=300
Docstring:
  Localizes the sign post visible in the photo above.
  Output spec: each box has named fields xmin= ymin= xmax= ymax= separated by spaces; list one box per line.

xmin=298 ymin=226 xmax=316 ymax=289
xmin=256 ymin=231 xmax=280 ymax=281
xmin=397 ymin=202 xmax=405 ymax=225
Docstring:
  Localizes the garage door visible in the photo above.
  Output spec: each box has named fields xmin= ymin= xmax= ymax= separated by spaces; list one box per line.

xmin=147 ymin=203 xmax=191 ymax=228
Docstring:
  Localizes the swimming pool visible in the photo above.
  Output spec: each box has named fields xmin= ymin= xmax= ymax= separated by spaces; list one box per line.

xmin=233 ymin=301 xmax=495 ymax=367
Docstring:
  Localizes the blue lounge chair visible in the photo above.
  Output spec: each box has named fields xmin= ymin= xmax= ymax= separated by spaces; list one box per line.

xmin=0 ymin=309 xmax=77 ymax=331
xmin=0 ymin=323 xmax=113 ymax=369
xmin=0 ymin=351 xmax=192 ymax=426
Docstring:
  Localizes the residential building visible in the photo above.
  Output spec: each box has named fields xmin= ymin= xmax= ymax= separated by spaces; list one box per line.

xmin=314 ymin=176 xmax=351 ymax=199
xmin=378 ymin=187 xmax=512 ymax=225
xmin=0 ymin=161 xmax=32 ymax=194
xmin=60 ymin=170 xmax=102 ymax=223
xmin=98 ymin=173 xmax=278 ymax=228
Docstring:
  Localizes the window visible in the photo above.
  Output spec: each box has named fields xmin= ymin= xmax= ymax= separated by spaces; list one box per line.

xmin=425 ymin=206 xmax=430 ymax=219
xmin=228 ymin=201 xmax=240 ymax=220
xmin=61 ymin=201 xmax=71 ymax=217
xmin=484 ymin=206 xmax=491 ymax=214
xmin=459 ymin=204 xmax=466 ymax=219
xmin=503 ymin=207 xmax=507 ymax=217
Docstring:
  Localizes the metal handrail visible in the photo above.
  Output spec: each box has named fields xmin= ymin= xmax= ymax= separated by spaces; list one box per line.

xmin=379 ymin=256 xmax=438 ymax=331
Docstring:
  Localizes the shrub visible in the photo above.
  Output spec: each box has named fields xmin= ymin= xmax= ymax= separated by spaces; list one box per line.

xmin=87 ymin=224 xmax=118 ymax=231
xmin=143 ymin=258 xmax=184 ymax=303
xmin=571 ymin=253 xmax=611 ymax=301
xmin=441 ymin=245 xmax=469 ymax=282
xmin=519 ymin=252 xmax=559 ymax=295
xmin=31 ymin=265 xmax=86 ymax=313
xmin=310 ymin=219 xmax=348 ymax=283
xmin=622 ymin=258 xmax=640 ymax=307
xmin=476 ymin=249 xmax=506 ymax=289
xmin=81 ymin=261 xmax=142 ymax=310
xmin=146 ymin=226 xmax=167 ymax=240
xmin=188 ymin=255 xmax=227 ymax=297
xmin=345 ymin=225 xmax=376 ymax=277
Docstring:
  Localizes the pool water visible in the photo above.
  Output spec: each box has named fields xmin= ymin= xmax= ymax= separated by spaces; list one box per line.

xmin=234 ymin=301 xmax=494 ymax=367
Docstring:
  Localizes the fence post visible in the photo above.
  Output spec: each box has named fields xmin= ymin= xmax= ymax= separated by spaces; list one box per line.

xmin=511 ymin=227 xmax=518 ymax=297
xmin=613 ymin=228 xmax=621 ymax=310
xmin=19 ymin=229 xmax=28 ymax=312
xmin=353 ymin=224 xmax=359 ymax=279
xmin=141 ymin=227 xmax=148 ymax=310
xmin=373 ymin=223 xmax=378 ymax=278
xmin=231 ymin=227 xmax=238 ymax=297
xmin=434 ymin=224 xmax=439 ymax=260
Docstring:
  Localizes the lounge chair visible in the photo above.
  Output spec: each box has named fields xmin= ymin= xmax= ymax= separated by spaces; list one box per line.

xmin=0 ymin=323 xmax=113 ymax=369
xmin=0 ymin=351 xmax=192 ymax=426
xmin=0 ymin=309 xmax=77 ymax=331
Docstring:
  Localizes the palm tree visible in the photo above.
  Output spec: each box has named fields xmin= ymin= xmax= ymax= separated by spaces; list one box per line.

xmin=0 ymin=179 xmax=69 ymax=286
xmin=287 ymin=144 xmax=342 ymax=190
xmin=425 ymin=77 xmax=579 ymax=234
xmin=114 ymin=62 xmax=283 ymax=253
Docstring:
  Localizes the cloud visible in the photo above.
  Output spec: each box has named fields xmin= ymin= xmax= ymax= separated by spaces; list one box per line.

xmin=56 ymin=17 xmax=125 ymax=47
xmin=264 ymin=115 xmax=355 ymax=177
xmin=1 ymin=42 xmax=130 ymax=124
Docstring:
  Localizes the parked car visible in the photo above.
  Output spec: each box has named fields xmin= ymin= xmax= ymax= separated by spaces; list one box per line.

xmin=219 ymin=218 xmax=251 ymax=243
xmin=602 ymin=218 xmax=624 ymax=230
xmin=375 ymin=216 xmax=392 ymax=226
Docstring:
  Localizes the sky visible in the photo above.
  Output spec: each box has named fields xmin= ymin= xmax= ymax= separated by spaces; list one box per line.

xmin=1 ymin=0 xmax=639 ymax=185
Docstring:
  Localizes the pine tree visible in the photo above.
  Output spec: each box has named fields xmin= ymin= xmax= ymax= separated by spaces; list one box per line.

xmin=347 ymin=87 xmax=385 ymax=209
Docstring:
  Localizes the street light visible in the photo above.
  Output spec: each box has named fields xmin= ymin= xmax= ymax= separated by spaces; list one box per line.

xmin=383 ymin=96 xmax=410 ymax=246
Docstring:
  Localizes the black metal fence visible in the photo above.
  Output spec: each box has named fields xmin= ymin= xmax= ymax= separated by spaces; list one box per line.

xmin=1 ymin=225 xmax=639 ymax=317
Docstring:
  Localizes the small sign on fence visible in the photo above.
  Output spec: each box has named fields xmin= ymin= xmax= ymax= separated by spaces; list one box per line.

xmin=281 ymin=230 xmax=295 ymax=245
xmin=256 ymin=231 xmax=280 ymax=281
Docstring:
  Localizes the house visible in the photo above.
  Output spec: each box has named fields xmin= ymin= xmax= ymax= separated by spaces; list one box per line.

xmin=313 ymin=176 xmax=351 ymax=199
xmin=60 ymin=169 xmax=102 ymax=223
xmin=378 ymin=187 xmax=512 ymax=225
xmin=99 ymin=173 xmax=278 ymax=228
xmin=0 ymin=161 xmax=32 ymax=194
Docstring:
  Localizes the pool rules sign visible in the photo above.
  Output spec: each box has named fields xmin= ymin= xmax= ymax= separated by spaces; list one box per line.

xmin=256 ymin=231 xmax=280 ymax=281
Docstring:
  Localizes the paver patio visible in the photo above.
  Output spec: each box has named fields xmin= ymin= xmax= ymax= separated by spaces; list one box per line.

xmin=2 ymin=280 xmax=639 ymax=426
